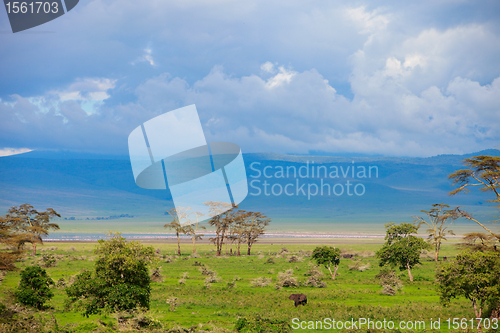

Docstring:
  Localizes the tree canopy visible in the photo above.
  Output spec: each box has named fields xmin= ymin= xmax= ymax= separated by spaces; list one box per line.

xmin=311 ymin=246 xmax=341 ymax=280
xmin=376 ymin=223 xmax=430 ymax=282
xmin=5 ymin=204 xmax=60 ymax=255
xmin=436 ymin=250 xmax=500 ymax=322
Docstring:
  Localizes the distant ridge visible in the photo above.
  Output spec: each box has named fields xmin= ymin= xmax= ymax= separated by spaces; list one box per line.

xmin=1 ymin=148 xmax=499 ymax=235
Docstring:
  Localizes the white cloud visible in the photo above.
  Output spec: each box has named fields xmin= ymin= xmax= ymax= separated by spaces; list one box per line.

xmin=1 ymin=1 xmax=499 ymax=157
xmin=0 ymin=148 xmax=33 ymax=157
xmin=132 ymin=48 xmax=156 ymax=66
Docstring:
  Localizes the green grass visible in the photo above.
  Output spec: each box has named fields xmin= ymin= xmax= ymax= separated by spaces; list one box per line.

xmin=0 ymin=240 xmax=492 ymax=332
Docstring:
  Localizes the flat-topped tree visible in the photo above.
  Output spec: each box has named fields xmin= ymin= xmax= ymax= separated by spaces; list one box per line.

xmin=5 ymin=204 xmax=60 ymax=256
xmin=0 ymin=215 xmax=24 ymax=271
xmin=164 ymin=208 xmax=190 ymax=255
xmin=184 ymin=210 xmax=205 ymax=254
xmin=449 ymin=154 xmax=500 ymax=244
xmin=414 ymin=203 xmax=459 ymax=261
xmin=241 ymin=211 xmax=270 ymax=255
xmin=205 ymin=201 xmax=234 ymax=256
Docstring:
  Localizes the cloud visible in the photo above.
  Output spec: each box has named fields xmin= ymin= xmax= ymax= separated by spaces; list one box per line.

xmin=1 ymin=58 xmax=498 ymax=157
xmin=0 ymin=1 xmax=499 ymax=157
xmin=132 ymin=48 xmax=156 ymax=66
xmin=0 ymin=148 xmax=33 ymax=157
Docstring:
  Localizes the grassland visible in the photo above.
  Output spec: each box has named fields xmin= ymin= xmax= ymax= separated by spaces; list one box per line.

xmin=0 ymin=239 xmax=492 ymax=332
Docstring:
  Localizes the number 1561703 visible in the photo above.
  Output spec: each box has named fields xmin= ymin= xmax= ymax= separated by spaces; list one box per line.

xmin=5 ymin=2 xmax=60 ymax=14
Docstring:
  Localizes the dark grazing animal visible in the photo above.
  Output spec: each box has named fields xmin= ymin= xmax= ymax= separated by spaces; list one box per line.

xmin=289 ymin=293 xmax=307 ymax=307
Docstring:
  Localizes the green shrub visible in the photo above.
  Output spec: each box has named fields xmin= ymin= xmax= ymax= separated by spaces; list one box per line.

xmin=235 ymin=315 xmax=291 ymax=333
xmin=15 ymin=265 xmax=54 ymax=309
xmin=65 ymin=233 xmax=154 ymax=317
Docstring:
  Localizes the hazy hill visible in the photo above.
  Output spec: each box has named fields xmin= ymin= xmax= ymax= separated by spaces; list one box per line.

xmin=1 ymin=149 xmax=499 ymax=235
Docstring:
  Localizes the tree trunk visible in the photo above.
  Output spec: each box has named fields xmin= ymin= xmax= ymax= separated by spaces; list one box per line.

xmin=32 ymin=242 xmax=37 ymax=256
xmin=192 ymin=236 xmax=196 ymax=254
xmin=237 ymin=243 xmax=241 ymax=256
xmin=176 ymin=232 xmax=181 ymax=255
xmin=326 ymin=265 xmax=338 ymax=280
xmin=247 ymin=242 xmax=252 ymax=255
xmin=472 ymin=301 xmax=482 ymax=330
xmin=434 ymin=244 xmax=439 ymax=261
xmin=406 ymin=263 xmax=413 ymax=282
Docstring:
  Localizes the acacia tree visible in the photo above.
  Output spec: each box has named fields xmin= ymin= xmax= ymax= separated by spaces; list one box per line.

xmin=436 ymin=250 xmax=500 ymax=324
xmin=376 ymin=223 xmax=430 ymax=282
xmin=5 ymin=204 xmax=60 ymax=255
xmin=164 ymin=208 xmax=189 ymax=255
xmin=414 ymin=203 xmax=459 ymax=261
xmin=183 ymin=211 xmax=205 ymax=254
xmin=312 ymin=246 xmax=341 ymax=280
xmin=0 ymin=216 xmax=24 ymax=271
xmin=241 ymin=211 xmax=270 ymax=255
xmin=449 ymin=154 xmax=500 ymax=243
xmin=458 ymin=232 xmax=498 ymax=252
xmin=205 ymin=201 xmax=234 ymax=256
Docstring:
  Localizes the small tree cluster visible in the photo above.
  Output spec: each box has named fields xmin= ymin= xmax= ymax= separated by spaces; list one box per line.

xmin=15 ymin=265 xmax=54 ymax=309
xmin=436 ymin=250 xmax=500 ymax=322
xmin=65 ymin=233 xmax=155 ymax=317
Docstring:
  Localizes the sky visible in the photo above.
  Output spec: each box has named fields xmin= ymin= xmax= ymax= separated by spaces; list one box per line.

xmin=0 ymin=0 xmax=499 ymax=157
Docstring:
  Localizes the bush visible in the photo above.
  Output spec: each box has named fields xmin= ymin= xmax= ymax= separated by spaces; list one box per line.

xmin=376 ymin=269 xmax=402 ymax=295
xmin=303 ymin=265 xmax=326 ymax=288
xmin=276 ymin=269 xmax=299 ymax=288
xmin=251 ymin=277 xmax=272 ymax=287
xmin=288 ymin=255 xmax=303 ymax=263
xmin=349 ymin=261 xmax=371 ymax=272
xmin=15 ymin=266 xmax=54 ymax=309
xmin=235 ymin=315 xmax=291 ymax=333
xmin=65 ymin=233 xmax=155 ymax=316
xmin=41 ymin=253 xmax=57 ymax=268
xmin=151 ymin=267 xmax=163 ymax=283
xmin=265 ymin=257 xmax=275 ymax=264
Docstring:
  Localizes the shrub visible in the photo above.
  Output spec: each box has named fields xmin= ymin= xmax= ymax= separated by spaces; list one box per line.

xmin=276 ymin=269 xmax=299 ymax=288
xmin=151 ymin=267 xmax=163 ymax=283
xmin=56 ymin=277 xmax=66 ymax=289
xmin=41 ymin=253 xmax=56 ymax=268
xmin=376 ymin=269 xmax=402 ymax=295
xmin=205 ymin=274 xmax=220 ymax=283
xmin=251 ymin=277 xmax=272 ymax=287
xmin=288 ymin=255 xmax=303 ymax=263
xmin=15 ymin=266 xmax=54 ymax=309
xmin=166 ymin=297 xmax=178 ymax=311
xmin=199 ymin=266 xmax=216 ymax=276
xmin=349 ymin=261 xmax=371 ymax=272
xmin=265 ymin=257 xmax=275 ymax=264
xmin=305 ymin=275 xmax=327 ymax=288
xmin=235 ymin=315 xmax=291 ymax=333
xmin=65 ymin=233 xmax=155 ymax=316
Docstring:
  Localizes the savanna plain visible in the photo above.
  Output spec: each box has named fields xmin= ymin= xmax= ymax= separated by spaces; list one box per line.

xmin=0 ymin=238 xmax=489 ymax=333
